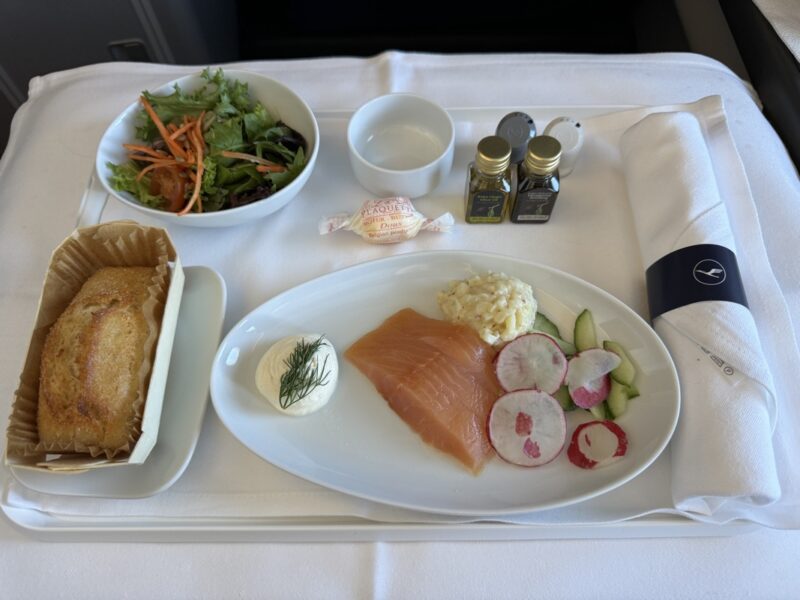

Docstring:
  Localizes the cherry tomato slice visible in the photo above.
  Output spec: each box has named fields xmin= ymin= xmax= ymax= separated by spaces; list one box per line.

xmin=149 ymin=166 xmax=187 ymax=212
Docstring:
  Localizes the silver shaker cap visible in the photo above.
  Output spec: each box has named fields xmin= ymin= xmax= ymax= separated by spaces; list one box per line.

xmin=496 ymin=112 xmax=537 ymax=164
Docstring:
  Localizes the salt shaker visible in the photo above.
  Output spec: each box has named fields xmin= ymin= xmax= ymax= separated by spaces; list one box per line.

xmin=543 ymin=117 xmax=584 ymax=177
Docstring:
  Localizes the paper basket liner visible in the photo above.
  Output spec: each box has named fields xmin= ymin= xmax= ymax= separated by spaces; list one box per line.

xmin=4 ymin=221 xmax=181 ymax=470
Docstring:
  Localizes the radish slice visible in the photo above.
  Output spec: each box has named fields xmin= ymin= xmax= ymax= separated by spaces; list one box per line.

xmin=567 ymin=420 xmax=628 ymax=469
xmin=488 ymin=390 xmax=566 ymax=467
xmin=566 ymin=349 xmax=621 ymax=408
xmin=570 ymin=374 xmax=611 ymax=408
xmin=495 ymin=333 xmax=568 ymax=394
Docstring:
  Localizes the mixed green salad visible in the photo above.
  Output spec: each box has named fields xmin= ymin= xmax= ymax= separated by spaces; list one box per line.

xmin=107 ymin=68 xmax=308 ymax=214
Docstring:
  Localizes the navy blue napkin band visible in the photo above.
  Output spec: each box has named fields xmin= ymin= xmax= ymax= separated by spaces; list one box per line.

xmin=646 ymin=243 xmax=748 ymax=321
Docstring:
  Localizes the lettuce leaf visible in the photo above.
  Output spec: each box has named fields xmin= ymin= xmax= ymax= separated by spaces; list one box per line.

xmin=263 ymin=147 xmax=306 ymax=190
xmin=216 ymin=162 xmax=256 ymax=187
xmin=202 ymin=67 xmax=252 ymax=116
xmin=202 ymin=189 xmax=228 ymax=212
xmin=205 ymin=117 xmax=244 ymax=152
xmin=243 ymin=102 xmax=276 ymax=141
xmin=136 ymin=83 xmax=218 ymax=140
xmin=106 ymin=162 xmax=164 ymax=209
xmin=255 ymin=140 xmax=296 ymax=163
xmin=201 ymin=155 xmax=218 ymax=196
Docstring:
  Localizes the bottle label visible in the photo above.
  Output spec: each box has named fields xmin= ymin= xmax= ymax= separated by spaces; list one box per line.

xmin=513 ymin=189 xmax=556 ymax=222
xmin=468 ymin=190 xmax=505 ymax=222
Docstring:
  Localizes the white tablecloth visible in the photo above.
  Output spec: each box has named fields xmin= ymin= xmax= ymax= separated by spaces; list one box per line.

xmin=2 ymin=52 xmax=800 ymax=599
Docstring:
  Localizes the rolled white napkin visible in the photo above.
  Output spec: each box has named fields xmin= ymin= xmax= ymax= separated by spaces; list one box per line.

xmin=620 ymin=111 xmax=781 ymax=516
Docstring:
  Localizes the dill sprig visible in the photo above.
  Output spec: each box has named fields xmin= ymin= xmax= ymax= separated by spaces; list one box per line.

xmin=279 ymin=336 xmax=331 ymax=409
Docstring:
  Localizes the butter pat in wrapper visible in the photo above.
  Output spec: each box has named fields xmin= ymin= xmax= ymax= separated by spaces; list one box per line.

xmin=319 ymin=197 xmax=454 ymax=244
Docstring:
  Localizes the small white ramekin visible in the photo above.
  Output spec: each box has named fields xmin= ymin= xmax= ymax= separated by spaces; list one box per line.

xmin=347 ymin=94 xmax=454 ymax=198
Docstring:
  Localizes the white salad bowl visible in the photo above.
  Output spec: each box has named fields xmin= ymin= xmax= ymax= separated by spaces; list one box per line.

xmin=347 ymin=93 xmax=454 ymax=199
xmin=96 ymin=70 xmax=319 ymax=228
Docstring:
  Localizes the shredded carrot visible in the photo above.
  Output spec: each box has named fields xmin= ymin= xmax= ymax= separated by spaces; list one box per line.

xmin=135 ymin=160 xmax=182 ymax=181
xmin=123 ymin=144 xmax=169 ymax=158
xmin=255 ymin=164 xmax=287 ymax=173
xmin=124 ymin=144 xmax=166 ymax=157
xmin=194 ymin=114 xmax=205 ymax=213
xmin=169 ymin=121 xmax=194 ymax=140
xmin=126 ymin=102 xmax=217 ymax=214
xmin=178 ymin=112 xmax=205 ymax=215
xmin=139 ymin=95 xmax=187 ymax=161
xmin=128 ymin=154 xmax=183 ymax=164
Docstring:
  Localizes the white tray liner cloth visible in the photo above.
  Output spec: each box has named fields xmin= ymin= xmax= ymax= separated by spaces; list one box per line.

xmin=2 ymin=55 xmax=799 ymax=529
xmin=620 ymin=110 xmax=785 ymax=520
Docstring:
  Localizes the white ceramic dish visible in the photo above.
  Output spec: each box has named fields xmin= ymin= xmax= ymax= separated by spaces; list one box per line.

xmin=96 ymin=70 xmax=319 ymax=228
xmin=10 ymin=267 xmax=226 ymax=498
xmin=210 ymin=250 xmax=680 ymax=516
xmin=347 ymin=94 xmax=454 ymax=198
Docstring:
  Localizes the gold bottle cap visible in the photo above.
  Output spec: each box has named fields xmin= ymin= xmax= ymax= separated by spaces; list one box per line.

xmin=475 ymin=136 xmax=511 ymax=175
xmin=524 ymin=135 xmax=562 ymax=175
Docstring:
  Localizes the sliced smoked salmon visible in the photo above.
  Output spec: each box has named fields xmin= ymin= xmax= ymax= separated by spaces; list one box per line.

xmin=345 ymin=308 xmax=502 ymax=473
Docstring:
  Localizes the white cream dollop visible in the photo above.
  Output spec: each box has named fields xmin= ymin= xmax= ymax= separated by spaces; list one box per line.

xmin=255 ymin=334 xmax=338 ymax=416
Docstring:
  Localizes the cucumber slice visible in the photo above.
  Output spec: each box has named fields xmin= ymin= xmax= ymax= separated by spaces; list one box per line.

xmin=604 ymin=340 xmax=637 ymax=387
xmin=534 ymin=312 xmax=561 ymax=338
xmin=625 ymin=383 xmax=640 ymax=399
xmin=607 ymin=379 xmax=629 ymax=418
xmin=552 ymin=385 xmax=575 ymax=411
xmin=574 ymin=309 xmax=598 ymax=352
xmin=589 ymin=401 xmax=610 ymax=420
xmin=532 ymin=330 xmax=577 ymax=356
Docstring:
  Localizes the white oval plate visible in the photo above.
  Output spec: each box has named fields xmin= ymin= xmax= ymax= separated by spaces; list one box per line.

xmin=210 ymin=251 xmax=680 ymax=516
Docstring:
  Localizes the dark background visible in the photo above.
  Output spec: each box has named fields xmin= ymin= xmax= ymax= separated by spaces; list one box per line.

xmin=238 ymin=2 xmax=659 ymax=57
xmin=0 ymin=0 xmax=797 ymax=165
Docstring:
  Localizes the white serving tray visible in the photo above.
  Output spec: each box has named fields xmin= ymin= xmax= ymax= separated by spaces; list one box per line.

xmin=0 ymin=507 xmax=755 ymax=542
xmin=0 ymin=105 xmax=758 ymax=541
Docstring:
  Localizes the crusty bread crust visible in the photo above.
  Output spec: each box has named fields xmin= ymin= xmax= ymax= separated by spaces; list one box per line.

xmin=37 ymin=267 xmax=157 ymax=450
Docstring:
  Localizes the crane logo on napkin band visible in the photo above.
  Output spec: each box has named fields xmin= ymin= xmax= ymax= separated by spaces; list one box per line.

xmin=693 ymin=259 xmax=727 ymax=285
xmin=646 ymin=244 xmax=748 ymax=320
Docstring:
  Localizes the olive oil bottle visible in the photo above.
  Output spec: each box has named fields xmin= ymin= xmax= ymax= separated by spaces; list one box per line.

xmin=464 ymin=136 xmax=513 ymax=224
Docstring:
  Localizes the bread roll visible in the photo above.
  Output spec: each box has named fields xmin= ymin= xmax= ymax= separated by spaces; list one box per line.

xmin=37 ymin=267 xmax=158 ymax=451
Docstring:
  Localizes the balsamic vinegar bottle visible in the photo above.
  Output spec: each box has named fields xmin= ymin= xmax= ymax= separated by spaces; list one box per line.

xmin=511 ymin=136 xmax=562 ymax=223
